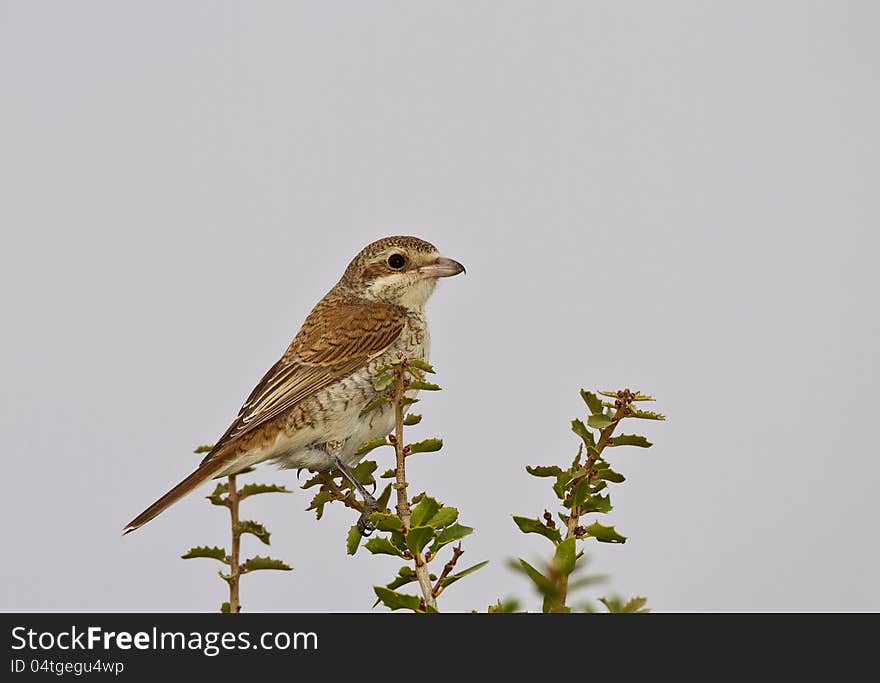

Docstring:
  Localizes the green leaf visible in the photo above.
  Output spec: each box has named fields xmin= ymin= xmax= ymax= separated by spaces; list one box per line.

xmin=239 ymin=483 xmax=290 ymax=499
xmin=299 ymin=473 xmax=324 ymax=489
xmin=427 ymin=506 xmax=458 ymax=529
xmin=552 ymin=472 xmax=572 ymax=499
xmin=238 ymin=520 xmax=271 ymax=545
xmin=582 ymin=494 xmax=613 ymax=514
xmin=355 ymin=437 xmax=389 ymax=457
xmin=375 ymin=483 xmax=392 ymax=511
xmin=510 ymin=559 xmax=557 ymax=597
xmin=580 ymin=390 xmax=604 ymax=415
xmin=193 ymin=444 xmax=214 ymax=454
xmin=526 ymin=465 xmax=564 ymax=478
xmin=571 ymin=444 xmax=583 ymax=469
xmin=403 ymin=413 xmax=422 ymax=426
xmin=364 ymin=537 xmax=406 ymax=558
xmin=512 ymin=516 xmax=562 ymax=543
xmin=241 ymin=556 xmax=292 ymax=572
xmin=346 ymin=525 xmax=362 ymax=555
xmin=440 ymin=561 xmax=489 ymax=589
xmin=599 ymin=596 xmax=650 ymax=613
xmin=571 ymin=419 xmax=597 ymax=449
xmin=609 ymin=434 xmax=653 ymax=448
xmin=554 ymin=538 xmax=577 ymax=576
xmin=382 ymin=566 xmax=418 ymax=593
xmin=306 ymin=489 xmax=333 ymax=519
xmin=570 ymin=479 xmax=590 ymax=509
xmin=582 ymin=522 xmax=627 ymax=544
xmin=632 ymin=394 xmax=655 ymax=402
xmin=432 ymin=524 xmax=474 ymax=551
xmin=373 ymin=372 xmax=394 ymax=392
xmin=410 ymin=495 xmax=441 ymax=527
xmin=405 ymin=526 xmax=435 ymax=556
xmin=181 ymin=546 xmax=226 ymax=562
xmin=407 ymin=438 xmax=443 ymax=454
xmin=587 ymin=413 xmax=614 ymax=429
xmin=360 ymin=395 xmax=390 ymax=415
xmin=408 ymin=380 xmax=441 ymax=391
xmin=379 ymin=468 xmax=396 ymax=479
xmin=629 ymin=407 xmax=666 ymax=421
xmin=390 ymin=530 xmax=407 ymax=552
xmin=220 ymin=602 xmax=231 ymax=613
xmin=369 ymin=512 xmax=404 ymax=532
xmin=350 ymin=460 xmax=378 ymax=483
xmin=594 ymin=466 xmax=626 ymax=484
xmin=373 ymin=587 xmax=422 ymax=612
xmin=407 ymin=358 xmax=436 ymax=373
xmin=206 ymin=483 xmax=228 ymax=506
xmin=622 ymin=596 xmax=650 ymax=613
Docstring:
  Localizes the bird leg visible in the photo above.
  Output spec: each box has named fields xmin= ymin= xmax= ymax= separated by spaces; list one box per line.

xmin=328 ymin=454 xmax=378 ymax=536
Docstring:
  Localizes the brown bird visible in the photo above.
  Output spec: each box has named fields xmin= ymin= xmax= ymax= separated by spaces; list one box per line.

xmin=124 ymin=236 xmax=464 ymax=535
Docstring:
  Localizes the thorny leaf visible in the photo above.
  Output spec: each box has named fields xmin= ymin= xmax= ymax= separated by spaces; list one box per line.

xmin=526 ymin=465 xmax=564 ymax=478
xmin=581 ymin=522 xmax=627 ymax=544
xmin=431 ymin=524 xmax=473 ymax=552
xmin=181 ymin=546 xmax=226 ymax=562
xmin=239 ymin=483 xmax=290 ymax=499
xmin=364 ymin=537 xmax=406 ymax=558
xmin=355 ymin=437 xmax=389 ymax=457
xmin=512 ymin=516 xmax=562 ymax=544
xmin=608 ymin=434 xmax=653 ymax=448
xmin=238 ymin=520 xmax=271 ymax=545
xmin=580 ymin=390 xmax=604 ymax=415
xmin=405 ymin=526 xmax=435 ymax=556
xmin=407 ymin=438 xmax=443 ymax=455
xmin=241 ymin=556 xmax=292 ymax=572
xmin=571 ymin=419 xmax=597 ymax=449
xmin=408 ymin=380 xmax=441 ymax=391
xmin=373 ymin=587 xmax=421 ymax=612
xmin=346 ymin=525 xmax=362 ymax=555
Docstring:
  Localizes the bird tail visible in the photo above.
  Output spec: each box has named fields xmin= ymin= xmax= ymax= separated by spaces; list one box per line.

xmin=122 ymin=458 xmax=228 ymax=535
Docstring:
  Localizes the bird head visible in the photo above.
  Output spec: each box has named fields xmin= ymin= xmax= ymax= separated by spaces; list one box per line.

xmin=338 ymin=236 xmax=465 ymax=309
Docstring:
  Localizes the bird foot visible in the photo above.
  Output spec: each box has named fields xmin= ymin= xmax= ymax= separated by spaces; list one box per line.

xmin=357 ymin=493 xmax=379 ymax=536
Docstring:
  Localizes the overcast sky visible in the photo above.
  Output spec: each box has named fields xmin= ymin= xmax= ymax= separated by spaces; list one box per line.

xmin=2 ymin=1 xmax=878 ymax=612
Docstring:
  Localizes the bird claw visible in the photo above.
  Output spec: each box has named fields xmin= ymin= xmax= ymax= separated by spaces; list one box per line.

xmin=357 ymin=493 xmax=379 ymax=536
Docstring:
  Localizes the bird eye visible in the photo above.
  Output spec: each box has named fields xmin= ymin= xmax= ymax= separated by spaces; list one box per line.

xmin=387 ymin=253 xmax=406 ymax=269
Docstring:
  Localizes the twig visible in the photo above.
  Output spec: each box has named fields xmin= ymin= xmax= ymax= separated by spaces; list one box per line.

xmin=319 ymin=472 xmax=365 ymax=513
xmin=227 ymin=474 xmax=241 ymax=613
xmin=432 ymin=542 xmax=464 ymax=598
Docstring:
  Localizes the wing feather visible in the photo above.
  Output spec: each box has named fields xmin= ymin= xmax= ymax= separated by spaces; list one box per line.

xmin=202 ymin=298 xmax=405 ymax=461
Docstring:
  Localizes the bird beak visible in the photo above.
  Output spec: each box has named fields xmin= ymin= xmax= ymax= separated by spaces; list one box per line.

xmin=418 ymin=256 xmax=466 ymax=278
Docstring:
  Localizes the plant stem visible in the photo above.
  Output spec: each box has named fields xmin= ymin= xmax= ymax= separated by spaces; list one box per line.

xmin=555 ymin=405 xmax=627 ymax=611
xmin=392 ymin=362 xmax=437 ymax=612
xmin=227 ymin=474 xmax=241 ymax=613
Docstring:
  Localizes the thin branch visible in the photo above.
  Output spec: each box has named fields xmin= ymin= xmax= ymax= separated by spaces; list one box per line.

xmin=318 ymin=472 xmax=365 ymax=513
xmin=432 ymin=542 xmax=464 ymax=598
xmin=391 ymin=358 xmax=436 ymax=611
xmin=227 ymin=474 xmax=241 ymax=613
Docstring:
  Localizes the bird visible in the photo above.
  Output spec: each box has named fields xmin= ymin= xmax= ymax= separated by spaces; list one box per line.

xmin=123 ymin=236 xmax=464 ymax=535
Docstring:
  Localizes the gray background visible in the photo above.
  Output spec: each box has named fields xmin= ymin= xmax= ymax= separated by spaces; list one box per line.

xmin=2 ymin=1 xmax=877 ymax=612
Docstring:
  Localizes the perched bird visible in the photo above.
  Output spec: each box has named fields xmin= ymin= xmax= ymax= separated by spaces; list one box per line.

xmin=124 ymin=236 xmax=464 ymax=535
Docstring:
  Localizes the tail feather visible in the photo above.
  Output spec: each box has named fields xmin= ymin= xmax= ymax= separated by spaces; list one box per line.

xmin=123 ymin=458 xmax=228 ymax=535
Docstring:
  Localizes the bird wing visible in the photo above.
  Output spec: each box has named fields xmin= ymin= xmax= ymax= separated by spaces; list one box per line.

xmin=202 ymin=298 xmax=406 ymax=463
